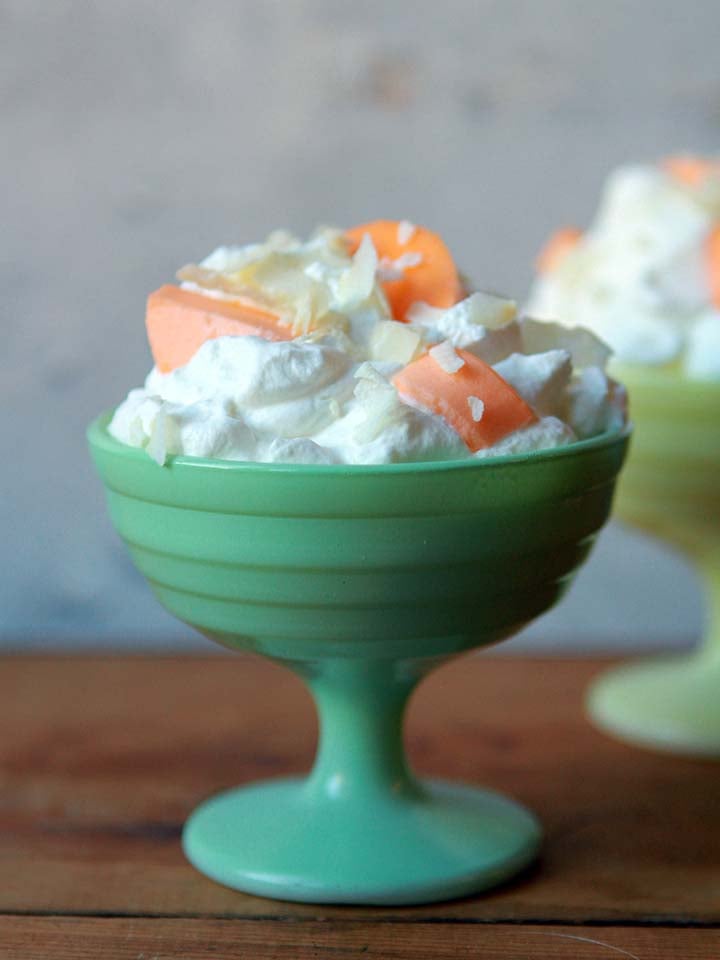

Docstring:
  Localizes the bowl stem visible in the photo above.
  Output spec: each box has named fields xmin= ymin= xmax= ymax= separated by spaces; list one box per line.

xmin=183 ymin=652 xmax=541 ymax=902
xmin=298 ymin=657 xmax=423 ymax=802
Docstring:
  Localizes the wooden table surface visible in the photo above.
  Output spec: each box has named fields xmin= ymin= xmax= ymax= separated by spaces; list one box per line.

xmin=0 ymin=654 xmax=718 ymax=959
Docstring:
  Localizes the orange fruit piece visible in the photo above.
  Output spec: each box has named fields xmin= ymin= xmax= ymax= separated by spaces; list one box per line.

xmin=393 ymin=347 xmax=537 ymax=452
xmin=146 ymin=285 xmax=290 ymax=373
xmin=663 ymin=155 xmax=720 ymax=186
xmin=536 ymin=227 xmax=583 ymax=274
xmin=346 ymin=220 xmax=464 ymax=321
xmin=706 ymin=226 xmax=720 ymax=309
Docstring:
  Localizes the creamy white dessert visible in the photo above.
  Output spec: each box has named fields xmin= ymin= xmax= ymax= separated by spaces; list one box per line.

xmin=527 ymin=157 xmax=720 ymax=378
xmin=110 ymin=224 xmax=626 ymax=465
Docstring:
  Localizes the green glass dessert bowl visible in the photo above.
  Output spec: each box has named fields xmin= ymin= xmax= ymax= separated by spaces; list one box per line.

xmin=587 ymin=367 xmax=720 ymax=757
xmin=89 ymin=412 xmax=628 ymax=904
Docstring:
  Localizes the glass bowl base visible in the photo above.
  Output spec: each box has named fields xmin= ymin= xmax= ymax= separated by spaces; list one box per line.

xmin=587 ymin=655 xmax=720 ymax=758
xmin=182 ymin=776 xmax=540 ymax=905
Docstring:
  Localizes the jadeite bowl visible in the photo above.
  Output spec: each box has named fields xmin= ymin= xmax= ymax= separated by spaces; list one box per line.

xmin=89 ymin=412 xmax=628 ymax=905
xmin=587 ymin=367 xmax=720 ymax=756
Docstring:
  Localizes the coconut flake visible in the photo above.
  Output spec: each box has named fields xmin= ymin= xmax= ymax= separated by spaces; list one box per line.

xmin=335 ymin=233 xmax=378 ymax=308
xmin=397 ymin=220 xmax=417 ymax=245
xmin=467 ymin=395 xmax=485 ymax=422
xmin=395 ymin=251 xmax=423 ymax=270
xmin=406 ymin=301 xmax=447 ymax=324
xmin=369 ymin=321 xmax=422 ymax=364
xmin=462 ymin=291 xmax=517 ymax=330
xmin=377 ymin=251 xmax=423 ymax=282
xmin=376 ymin=258 xmax=404 ymax=282
xmin=429 ymin=341 xmax=465 ymax=374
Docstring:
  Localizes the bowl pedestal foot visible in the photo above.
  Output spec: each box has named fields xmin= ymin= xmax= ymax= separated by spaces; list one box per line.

xmin=183 ymin=657 xmax=540 ymax=904
xmin=587 ymin=652 xmax=720 ymax=757
xmin=588 ymin=547 xmax=720 ymax=757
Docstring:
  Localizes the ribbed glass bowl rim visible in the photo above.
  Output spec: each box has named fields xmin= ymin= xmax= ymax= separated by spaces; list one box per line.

xmin=89 ymin=410 xmax=631 ymax=477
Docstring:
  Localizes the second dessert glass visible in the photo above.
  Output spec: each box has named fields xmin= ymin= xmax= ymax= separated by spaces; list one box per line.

xmin=587 ymin=368 xmax=720 ymax=756
xmin=89 ymin=413 xmax=628 ymax=904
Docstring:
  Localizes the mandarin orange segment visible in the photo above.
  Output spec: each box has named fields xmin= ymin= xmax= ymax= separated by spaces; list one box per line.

xmin=146 ymin=285 xmax=291 ymax=373
xmin=536 ymin=227 xmax=583 ymax=274
xmin=663 ymin=155 xmax=720 ymax=186
xmin=393 ymin=348 xmax=537 ymax=452
xmin=706 ymin=227 xmax=720 ymax=309
xmin=346 ymin=220 xmax=464 ymax=321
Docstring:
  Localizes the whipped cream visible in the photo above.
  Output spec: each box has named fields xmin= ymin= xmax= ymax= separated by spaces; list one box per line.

xmin=110 ymin=228 xmax=626 ymax=465
xmin=527 ymin=161 xmax=720 ymax=377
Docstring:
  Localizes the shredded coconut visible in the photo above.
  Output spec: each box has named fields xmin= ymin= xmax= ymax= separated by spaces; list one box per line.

xmin=395 ymin=251 xmax=423 ymax=270
xmin=397 ymin=220 xmax=417 ymax=245
xmin=467 ymin=396 xmax=485 ymax=422
xmin=376 ymin=259 xmax=404 ymax=282
xmin=335 ymin=233 xmax=378 ymax=308
xmin=429 ymin=341 xmax=465 ymax=374
xmin=369 ymin=321 xmax=421 ymax=364
xmin=377 ymin=252 xmax=423 ymax=282
xmin=406 ymin=301 xmax=447 ymax=324
xmin=462 ymin=291 xmax=517 ymax=330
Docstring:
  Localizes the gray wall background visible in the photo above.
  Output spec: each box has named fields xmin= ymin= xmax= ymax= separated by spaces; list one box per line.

xmin=2 ymin=0 xmax=713 ymax=652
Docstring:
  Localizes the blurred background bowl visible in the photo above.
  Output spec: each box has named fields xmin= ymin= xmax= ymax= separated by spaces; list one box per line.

xmin=588 ymin=368 xmax=720 ymax=754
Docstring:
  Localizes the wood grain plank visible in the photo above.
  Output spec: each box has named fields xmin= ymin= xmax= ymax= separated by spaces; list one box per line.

xmin=0 ymin=917 xmax=717 ymax=960
xmin=0 ymin=655 xmax=718 ymax=923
